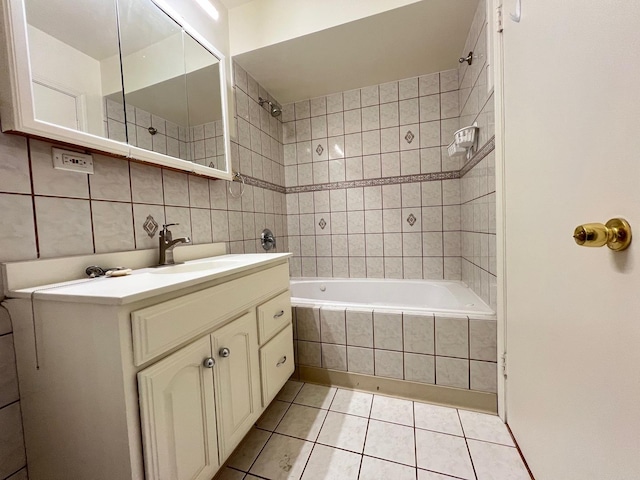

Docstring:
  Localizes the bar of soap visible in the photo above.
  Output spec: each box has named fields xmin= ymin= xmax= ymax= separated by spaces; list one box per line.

xmin=106 ymin=268 xmax=133 ymax=277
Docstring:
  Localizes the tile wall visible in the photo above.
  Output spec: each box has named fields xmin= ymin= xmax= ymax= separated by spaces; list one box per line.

xmin=294 ymin=306 xmax=497 ymax=394
xmin=0 ymin=66 xmax=286 ymax=479
xmin=283 ymin=69 xmax=465 ymax=280
xmin=457 ymin=0 xmax=497 ymax=309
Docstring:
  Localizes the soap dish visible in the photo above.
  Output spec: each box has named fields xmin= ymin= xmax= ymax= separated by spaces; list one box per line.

xmin=447 ymin=141 xmax=467 ymax=157
xmin=454 ymin=125 xmax=478 ymax=148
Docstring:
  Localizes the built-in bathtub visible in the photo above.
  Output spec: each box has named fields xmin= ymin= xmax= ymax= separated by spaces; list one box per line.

xmin=291 ymin=278 xmax=495 ymax=317
xmin=290 ymin=278 xmax=498 ymax=405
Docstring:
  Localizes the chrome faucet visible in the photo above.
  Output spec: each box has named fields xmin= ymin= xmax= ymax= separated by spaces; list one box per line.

xmin=158 ymin=223 xmax=191 ymax=265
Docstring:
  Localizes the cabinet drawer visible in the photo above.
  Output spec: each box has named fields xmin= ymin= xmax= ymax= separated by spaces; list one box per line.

xmin=259 ymin=324 xmax=294 ymax=407
xmin=131 ymin=263 xmax=289 ymax=366
xmin=257 ymin=290 xmax=292 ymax=344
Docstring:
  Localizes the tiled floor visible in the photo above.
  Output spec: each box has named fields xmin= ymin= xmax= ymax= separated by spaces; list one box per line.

xmin=215 ymin=381 xmax=531 ymax=480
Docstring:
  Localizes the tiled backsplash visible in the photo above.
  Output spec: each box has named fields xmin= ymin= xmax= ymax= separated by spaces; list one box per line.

xmin=294 ymin=306 xmax=497 ymax=394
xmin=283 ymin=69 xmax=466 ymax=280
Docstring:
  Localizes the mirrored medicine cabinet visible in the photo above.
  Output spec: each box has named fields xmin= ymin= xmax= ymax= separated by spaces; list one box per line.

xmin=0 ymin=0 xmax=232 ymax=179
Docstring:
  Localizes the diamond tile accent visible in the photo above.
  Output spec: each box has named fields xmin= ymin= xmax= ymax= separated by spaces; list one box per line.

xmin=143 ymin=215 xmax=159 ymax=237
xmin=209 ymin=162 xmax=215 ymax=168
xmin=405 ymin=130 xmax=415 ymax=144
xmin=316 ymin=144 xmax=324 ymax=156
xmin=406 ymin=213 xmax=417 ymax=226
xmin=319 ymin=218 xmax=327 ymax=230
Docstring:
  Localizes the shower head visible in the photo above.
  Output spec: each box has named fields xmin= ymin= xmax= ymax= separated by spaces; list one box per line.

xmin=258 ymin=97 xmax=282 ymax=117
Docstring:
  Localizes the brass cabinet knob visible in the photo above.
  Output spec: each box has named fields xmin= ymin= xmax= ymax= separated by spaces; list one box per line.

xmin=573 ymin=218 xmax=632 ymax=251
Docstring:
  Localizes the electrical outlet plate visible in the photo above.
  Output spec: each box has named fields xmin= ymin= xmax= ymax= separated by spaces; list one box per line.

xmin=52 ymin=148 xmax=94 ymax=174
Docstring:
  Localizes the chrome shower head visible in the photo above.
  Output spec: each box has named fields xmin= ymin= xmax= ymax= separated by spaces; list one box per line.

xmin=258 ymin=97 xmax=282 ymax=117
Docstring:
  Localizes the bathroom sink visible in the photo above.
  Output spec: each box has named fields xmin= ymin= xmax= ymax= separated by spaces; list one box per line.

xmin=151 ymin=258 xmax=247 ymax=274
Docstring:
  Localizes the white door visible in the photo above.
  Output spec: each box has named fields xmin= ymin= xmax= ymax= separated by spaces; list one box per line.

xmin=212 ymin=311 xmax=261 ymax=459
xmin=138 ymin=337 xmax=219 ymax=480
xmin=501 ymin=1 xmax=640 ymax=479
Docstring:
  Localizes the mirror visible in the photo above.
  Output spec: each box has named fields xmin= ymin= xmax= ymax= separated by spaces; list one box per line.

xmin=24 ymin=0 xmax=124 ymax=138
xmin=13 ymin=0 xmax=229 ymax=177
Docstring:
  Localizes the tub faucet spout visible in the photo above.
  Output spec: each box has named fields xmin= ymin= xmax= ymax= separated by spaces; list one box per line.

xmin=158 ymin=223 xmax=191 ymax=265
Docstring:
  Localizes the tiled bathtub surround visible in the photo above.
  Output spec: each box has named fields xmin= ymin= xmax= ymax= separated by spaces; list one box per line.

xmin=294 ymin=306 xmax=498 ymax=394
xmin=457 ymin=0 xmax=497 ymax=308
xmin=283 ymin=68 xmax=467 ymax=280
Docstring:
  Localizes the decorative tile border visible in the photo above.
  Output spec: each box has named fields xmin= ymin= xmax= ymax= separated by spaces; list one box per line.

xmin=460 ymin=136 xmax=495 ymax=178
xmin=285 ymin=170 xmax=460 ymax=194
xmin=241 ymin=175 xmax=286 ymax=194
xmin=234 ymin=136 xmax=495 ymax=195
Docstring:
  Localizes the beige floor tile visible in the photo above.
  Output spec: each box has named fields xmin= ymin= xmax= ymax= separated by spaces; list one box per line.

xmin=214 ymin=467 xmax=244 ymax=479
xmin=330 ymin=389 xmax=373 ymax=417
xmin=414 ymin=402 xmax=463 ymax=436
xmin=275 ymin=404 xmax=328 ymax=441
xmin=468 ymin=439 xmax=530 ymax=480
xmin=293 ymin=383 xmax=337 ymax=409
xmin=418 ymin=469 xmax=463 ymax=479
xmin=370 ymin=395 xmax=414 ymax=426
xmin=277 ymin=380 xmax=304 ymax=402
xmin=359 ymin=456 xmax=417 ymax=480
xmin=458 ymin=410 xmax=514 ymax=446
xmin=364 ymin=419 xmax=416 ymax=466
xmin=317 ymin=411 xmax=368 ymax=453
xmin=415 ymin=429 xmax=475 ymax=480
xmin=301 ymin=444 xmax=361 ymax=480
xmin=249 ymin=433 xmax=314 ymax=480
xmin=226 ymin=427 xmax=271 ymax=471
xmin=257 ymin=400 xmax=291 ymax=431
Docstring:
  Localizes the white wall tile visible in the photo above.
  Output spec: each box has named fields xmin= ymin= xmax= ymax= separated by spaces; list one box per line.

xmin=405 ymin=353 xmax=435 ymax=384
xmin=132 ymin=203 xmax=165 ymax=249
xmin=436 ymin=356 xmax=469 ymax=388
xmin=347 ymin=346 xmax=373 ymax=374
xmin=91 ymin=201 xmax=134 ymax=253
xmin=373 ymin=311 xmax=403 ymax=350
xmin=35 ymin=196 xmax=93 ymax=258
xmin=0 ymin=133 xmax=30 ymax=194
xmin=130 ymin=162 xmax=164 ymax=204
xmin=374 ymin=349 xmax=403 ymax=379
xmin=30 ymin=140 xmax=89 ymax=198
xmin=0 ymin=335 xmax=19 ymax=408
xmin=0 ymin=194 xmax=37 ymax=262
xmin=0 ymin=403 xmax=26 ymax=478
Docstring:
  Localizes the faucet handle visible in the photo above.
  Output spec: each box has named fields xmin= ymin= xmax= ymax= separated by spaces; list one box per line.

xmin=161 ymin=223 xmax=179 ymax=237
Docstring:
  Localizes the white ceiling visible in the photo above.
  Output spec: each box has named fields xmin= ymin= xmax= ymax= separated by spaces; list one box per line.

xmin=219 ymin=0 xmax=254 ymax=9
xmin=233 ymin=0 xmax=478 ymax=104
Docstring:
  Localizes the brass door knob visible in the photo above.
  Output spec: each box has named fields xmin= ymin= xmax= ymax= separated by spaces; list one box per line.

xmin=573 ymin=218 xmax=632 ymax=251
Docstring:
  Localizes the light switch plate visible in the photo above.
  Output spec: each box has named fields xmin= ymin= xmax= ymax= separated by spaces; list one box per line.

xmin=52 ymin=148 xmax=94 ymax=174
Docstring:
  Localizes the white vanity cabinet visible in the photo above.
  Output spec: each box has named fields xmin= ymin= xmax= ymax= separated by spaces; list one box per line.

xmin=138 ymin=337 xmax=220 ymax=480
xmin=4 ymin=254 xmax=294 ymax=480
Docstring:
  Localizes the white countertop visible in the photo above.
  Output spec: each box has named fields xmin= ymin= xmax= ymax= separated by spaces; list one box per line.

xmin=7 ymin=253 xmax=291 ymax=306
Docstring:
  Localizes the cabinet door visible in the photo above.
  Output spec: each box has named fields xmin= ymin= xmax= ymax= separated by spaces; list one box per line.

xmin=212 ymin=311 xmax=261 ymax=459
xmin=138 ymin=337 xmax=219 ymax=480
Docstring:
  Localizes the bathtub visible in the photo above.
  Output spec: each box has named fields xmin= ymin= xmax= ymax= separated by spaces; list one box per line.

xmin=290 ymin=278 xmax=494 ymax=317
xmin=290 ymin=277 xmax=498 ymax=398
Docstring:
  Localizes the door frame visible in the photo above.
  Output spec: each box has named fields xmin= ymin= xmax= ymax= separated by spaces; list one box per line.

xmin=490 ymin=0 xmax=508 ymax=421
